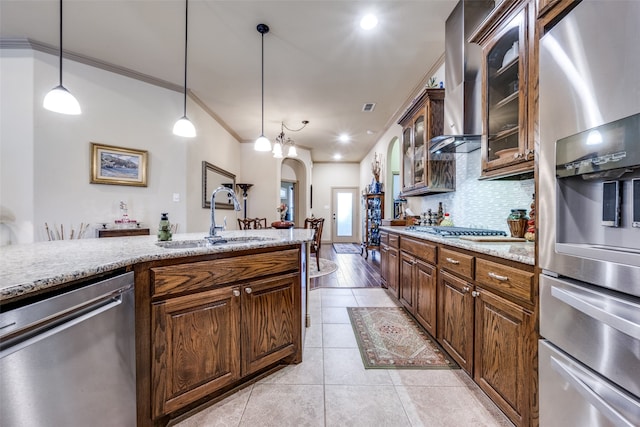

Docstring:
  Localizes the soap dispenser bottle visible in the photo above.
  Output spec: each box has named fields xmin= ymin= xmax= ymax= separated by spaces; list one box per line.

xmin=158 ymin=213 xmax=172 ymax=241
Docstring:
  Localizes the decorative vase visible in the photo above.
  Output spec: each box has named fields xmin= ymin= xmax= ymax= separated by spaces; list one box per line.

xmin=507 ymin=209 xmax=528 ymax=238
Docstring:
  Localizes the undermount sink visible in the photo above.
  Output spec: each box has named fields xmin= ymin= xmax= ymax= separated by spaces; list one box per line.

xmin=156 ymin=236 xmax=276 ymax=249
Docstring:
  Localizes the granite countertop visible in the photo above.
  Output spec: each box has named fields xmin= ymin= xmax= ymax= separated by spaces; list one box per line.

xmin=381 ymin=226 xmax=535 ymax=266
xmin=0 ymin=229 xmax=315 ymax=303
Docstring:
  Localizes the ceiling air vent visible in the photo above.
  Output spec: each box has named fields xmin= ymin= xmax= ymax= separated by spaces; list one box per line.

xmin=362 ymin=103 xmax=376 ymax=112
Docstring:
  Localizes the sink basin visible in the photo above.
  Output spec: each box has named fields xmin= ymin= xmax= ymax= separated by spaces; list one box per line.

xmin=156 ymin=236 xmax=276 ymax=249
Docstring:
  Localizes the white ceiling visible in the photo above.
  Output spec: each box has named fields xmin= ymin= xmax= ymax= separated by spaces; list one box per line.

xmin=1 ymin=0 xmax=458 ymax=162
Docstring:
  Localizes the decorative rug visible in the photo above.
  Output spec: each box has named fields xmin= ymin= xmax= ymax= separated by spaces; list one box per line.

xmin=332 ymin=243 xmax=361 ymax=254
xmin=309 ymin=258 xmax=338 ymax=278
xmin=347 ymin=307 xmax=459 ymax=369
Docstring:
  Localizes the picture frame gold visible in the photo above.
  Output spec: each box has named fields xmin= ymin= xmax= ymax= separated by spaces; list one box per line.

xmin=90 ymin=143 xmax=148 ymax=187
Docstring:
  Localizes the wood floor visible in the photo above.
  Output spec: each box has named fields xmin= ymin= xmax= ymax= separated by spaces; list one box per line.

xmin=310 ymin=243 xmax=382 ymax=290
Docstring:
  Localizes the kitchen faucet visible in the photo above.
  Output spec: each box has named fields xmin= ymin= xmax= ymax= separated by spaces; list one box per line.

xmin=209 ymin=186 xmax=242 ymax=238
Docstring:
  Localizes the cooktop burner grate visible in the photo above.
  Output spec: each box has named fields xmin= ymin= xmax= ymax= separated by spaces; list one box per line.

xmin=406 ymin=226 xmax=508 ymax=237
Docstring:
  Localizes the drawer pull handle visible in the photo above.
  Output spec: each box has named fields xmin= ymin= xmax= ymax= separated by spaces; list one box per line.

xmin=233 ymin=289 xmax=240 ymax=297
xmin=245 ymin=287 xmax=252 ymax=294
xmin=488 ymin=272 xmax=508 ymax=281
xmin=445 ymin=257 xmax=460 ymax=265
xmin=472 ymin=291 xmax=480 ymax=297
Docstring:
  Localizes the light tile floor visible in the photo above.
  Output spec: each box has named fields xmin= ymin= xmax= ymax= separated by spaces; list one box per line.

xmin=174 ymin=288 xmax=514 ymax=427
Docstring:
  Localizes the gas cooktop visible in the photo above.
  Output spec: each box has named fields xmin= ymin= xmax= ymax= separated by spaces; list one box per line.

xmin=406 ymin=226 xmax=508 ymax=237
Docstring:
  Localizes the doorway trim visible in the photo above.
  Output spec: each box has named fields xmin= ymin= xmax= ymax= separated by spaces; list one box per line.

xmin=331 ymin=187 xmax=359 ymax=243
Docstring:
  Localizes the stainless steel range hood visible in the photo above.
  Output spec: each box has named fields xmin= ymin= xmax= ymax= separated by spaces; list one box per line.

xmin=429 ymin=0 xmax=494 ymax=154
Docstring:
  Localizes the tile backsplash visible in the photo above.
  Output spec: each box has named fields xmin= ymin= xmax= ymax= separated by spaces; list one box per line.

xmin=407 ymin=150 xmax=534 ymax=233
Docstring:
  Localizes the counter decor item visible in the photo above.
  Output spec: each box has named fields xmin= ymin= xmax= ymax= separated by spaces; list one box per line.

xmin=507 ymin=209 xmax=528 ymax=238
xmin=524 ymin=194 xmax=535 ymax=242
xmin=370 ymin=152 xmax=383 ymax=193
xmin=157 ymin=213 xmax=172 ymax=241
xmin=276 ymin=203 xmax=288 ymax=221
xmin=440 ymin=213 xmax=454 ymax=226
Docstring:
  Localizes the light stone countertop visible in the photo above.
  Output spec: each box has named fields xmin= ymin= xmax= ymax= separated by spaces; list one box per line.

xmin=0 ymin=229 xmax=315 ymax=303
xmin=380 ymin=226 xmax=535 ymax=266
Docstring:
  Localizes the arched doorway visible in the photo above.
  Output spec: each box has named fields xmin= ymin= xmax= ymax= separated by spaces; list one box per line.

xmin=280 ymin=158 xmax=308 ymax=226
xmin=386 ymin=136 xmax=401 ymax=218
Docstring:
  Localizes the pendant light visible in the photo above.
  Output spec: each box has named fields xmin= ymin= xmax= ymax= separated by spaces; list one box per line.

xmin=254 ymin=23 xmax=271 ymax=151
xmin=43 ymin=0 xmax=81 ymax=115
xmin=173 ymin=0 xmax=196 ymax=137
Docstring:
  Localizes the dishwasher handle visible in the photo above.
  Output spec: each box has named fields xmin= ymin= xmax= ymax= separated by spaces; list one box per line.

xmin=0 ymin=291 xmax=125 ymax=359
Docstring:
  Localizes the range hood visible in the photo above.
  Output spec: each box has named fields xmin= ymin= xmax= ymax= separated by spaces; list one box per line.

xmin=429 ymin=0 xmax=494 ymax=154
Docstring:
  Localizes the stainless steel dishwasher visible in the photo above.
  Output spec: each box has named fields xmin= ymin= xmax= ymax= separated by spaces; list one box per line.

xmin=0 ymin=271 xmax=136 ymax=427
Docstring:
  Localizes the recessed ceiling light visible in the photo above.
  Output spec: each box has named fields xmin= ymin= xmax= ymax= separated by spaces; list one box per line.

xmin=366 ymin=130 xmax=375 ymax=135
xmin=339 ymin=134 xmax=350 ymax=143
xmin=333 ymin=154 xmax=342 ymax=160
xmin=360 ymin=14 xmax=378 ymax=30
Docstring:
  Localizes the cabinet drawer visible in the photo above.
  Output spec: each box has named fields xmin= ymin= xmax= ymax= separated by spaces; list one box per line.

xmin=380 ymin=231 xmax=389 ymax=246
xmin=440 ymin=248 xmax=474 ymax=280
xmin=152 ymin=249 xmax=300 ymax=297
xmin=400 ymin=237 xmax=436 ymax=264
xmin=476 ymin=259 xmax=534 ymax=305
xmin=388 ymin=233 xmax=400 ymax=249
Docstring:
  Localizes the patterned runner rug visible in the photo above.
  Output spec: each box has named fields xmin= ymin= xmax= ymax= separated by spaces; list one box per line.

xmin=347 ymin=307 xmax=459 ymax=369
xmin=332 ymin=243 xmax=361 ymax=254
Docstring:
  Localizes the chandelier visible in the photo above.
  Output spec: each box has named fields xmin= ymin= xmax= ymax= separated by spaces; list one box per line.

xmin=272 ymin=120 xmax=309 ymax=158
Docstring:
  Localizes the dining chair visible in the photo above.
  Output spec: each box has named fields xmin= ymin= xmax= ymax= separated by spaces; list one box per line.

xmin=237 ymin=218 xmax=256 ymax=230
xmin=304 ymin=217 xmax=324 ymax=271
xmin=254 ymin=218 xmax=268 ymax=229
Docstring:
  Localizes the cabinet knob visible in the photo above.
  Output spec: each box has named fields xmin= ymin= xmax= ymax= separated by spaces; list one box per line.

xmin=245 ymin=287 xmax=252 ymax=294
xmin=488 ymin=272 xmax=509 ymax=282
xmin=463 ymin=286 xmax=470 ymax=293
xmin=233 ymin=289 xmax=240 ymax=297
xmin=472 ymin=290 xmax=480 ymax=298
xmin=445 ymin=257 xmax=460 ymax=265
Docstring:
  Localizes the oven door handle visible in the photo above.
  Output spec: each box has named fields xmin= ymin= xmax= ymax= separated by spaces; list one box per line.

xmin=550 ymin=356 xmax=638 ymax=427
xmin=551 ymin=286 xmax=640 ymax=340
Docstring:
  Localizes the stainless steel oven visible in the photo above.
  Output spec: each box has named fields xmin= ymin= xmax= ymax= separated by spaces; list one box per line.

xmin=538 ymin=1 xmax=640 ymax=425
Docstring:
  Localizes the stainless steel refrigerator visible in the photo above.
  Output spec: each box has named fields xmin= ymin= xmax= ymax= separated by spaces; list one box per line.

xmin=538 ymin=1 xmax=640 ymax=426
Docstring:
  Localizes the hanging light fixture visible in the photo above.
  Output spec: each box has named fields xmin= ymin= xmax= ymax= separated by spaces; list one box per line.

xmin=173 ymin=0 xmax=196 ymax=137
xmin=254 ymin=23 xmax=271 ymax=151
xmin=273 ymin=120 xmax=308 ymax=158
xmin=43 ymin=0 xmax=81 ymax=115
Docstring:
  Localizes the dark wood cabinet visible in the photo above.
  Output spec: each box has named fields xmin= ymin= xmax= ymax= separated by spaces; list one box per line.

xmin=438 ymin=270 xmax=475 ymax=374
xmin=414 ymin=259 xmax=437 ymax=338
xmin=143 ymin=247 xmax=302 ymax=424
xmin=241 ymin=273 xmax=299 ymax=375
xmin=472 ymin=0 xmax=536 ymax=179
xmin=151 ymin=286 xmax=241 ymax=418
xmin=399 ymin=251 xmax=416 ymax=310
xmin=398 ymin=88 xmax=455 ymax=196
xmin=474 ymin=287 xmax=534 ymax=427
xmin=380 ymin=231 xmax=399 ymax=298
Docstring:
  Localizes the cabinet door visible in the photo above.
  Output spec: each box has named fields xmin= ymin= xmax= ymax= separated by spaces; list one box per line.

xmin=414 ymin=260 xmax=437 ymax=338
xmin=413 ymin=113 xmax=426 ymax=187
xmin=402 ymin=126 xmax=413 ymax=190
xmin=380 ymin=243 xmax=389 ymax=287
xmin=438 ymin=270 xmax=474 ymax=373
xmin=242 ymin=273 xmax=300 ymax=375
xmin=152 ymin=286 xmax=241 ymax=418
xmin=481 ymin=6 xmax=533 ymax=177
xmin=474 ymin=287 xmax=533 ymax=427
xmin=399 ymin=252 xmax=415 ymax=312
xmin=387 ymin=246 xmax=400 ymax=299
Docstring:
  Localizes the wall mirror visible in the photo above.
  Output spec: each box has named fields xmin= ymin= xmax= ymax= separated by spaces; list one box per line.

xmin=202 ymin=161 xmax=236 ymax=209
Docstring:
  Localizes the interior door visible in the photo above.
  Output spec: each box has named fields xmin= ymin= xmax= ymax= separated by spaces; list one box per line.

xmin=331 ymin=187 xmax=358 ymax=243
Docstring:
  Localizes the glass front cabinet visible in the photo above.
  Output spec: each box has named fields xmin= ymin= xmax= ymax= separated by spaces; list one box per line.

xmin=361 ymin=193 xmax=384 ymax=260
xmin=399 ymin=88 xmax=455 ymax=196
xmin=472 ymin=0 xmax=535 ymax=179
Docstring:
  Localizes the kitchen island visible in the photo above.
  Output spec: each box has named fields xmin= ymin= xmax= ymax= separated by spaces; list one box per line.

xmin=0 ymin=229 xmax=314 ymax=427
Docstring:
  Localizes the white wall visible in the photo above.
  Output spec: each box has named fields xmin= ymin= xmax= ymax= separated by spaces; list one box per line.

xmin=312 ymin=162 xmax=360 ymax=242
xmin=0 ymin=48 xmax=242 ymax=244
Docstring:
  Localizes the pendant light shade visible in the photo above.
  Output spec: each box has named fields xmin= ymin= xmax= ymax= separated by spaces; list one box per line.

xmin=254 ymin=23 xmax=271 ymax=151
xmin=43 ymin=0 xmax=81 ymax=115
xmin=287 ymin=145 xmax=298 ymax=157
xmin=173 ymin=0 xmax=196 ymax=137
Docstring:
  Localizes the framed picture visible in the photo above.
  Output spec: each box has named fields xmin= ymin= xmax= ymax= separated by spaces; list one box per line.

xmin=202 ymin=161 xmax=236 ymax=209
xmin=90 ymin=143 xmax=148 ymax=187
